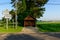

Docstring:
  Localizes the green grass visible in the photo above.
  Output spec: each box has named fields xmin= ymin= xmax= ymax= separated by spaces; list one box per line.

xmin=0 ymin=26 xmax=23 ymax=33
xmin=37 ymin=21 xmax=60 ymax=32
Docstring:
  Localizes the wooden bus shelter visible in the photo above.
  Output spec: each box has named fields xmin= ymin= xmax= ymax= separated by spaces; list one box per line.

xmin=24 ymin=15 xmax=36 ymax=27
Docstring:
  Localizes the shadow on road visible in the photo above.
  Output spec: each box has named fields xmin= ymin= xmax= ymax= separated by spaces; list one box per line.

xmin=42 ymin=32 xmax=60 ymax=38
xmin=4 ymin=34 xmax=44 ymax=40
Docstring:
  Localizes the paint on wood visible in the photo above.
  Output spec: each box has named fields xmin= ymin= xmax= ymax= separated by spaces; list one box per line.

xmin=24 ymin=15 xmax=36 ymax=27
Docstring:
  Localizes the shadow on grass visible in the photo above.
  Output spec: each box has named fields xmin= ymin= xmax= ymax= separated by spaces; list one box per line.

xmin=4 ymin=34 xmax=44 ymax=40
xmin=42 ymin=32 xmax=60 ymax=38
xmin=37 ymin=24 xmax=60 ymax=38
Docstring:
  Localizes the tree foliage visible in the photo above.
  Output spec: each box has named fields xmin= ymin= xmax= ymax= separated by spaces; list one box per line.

xmin=10 ymin=0 xmax=48 ymax=26
xmin=11 ymin=0 xmax=48 ymax=18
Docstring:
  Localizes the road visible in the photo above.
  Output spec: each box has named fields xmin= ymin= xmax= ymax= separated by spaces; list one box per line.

xmin=0 ymin=27 xmax=60 ymax=40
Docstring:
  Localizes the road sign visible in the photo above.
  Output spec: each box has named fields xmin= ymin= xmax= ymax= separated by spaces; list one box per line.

xmin=3 ymin=9 xmax=12 ymax=29
xmin=4 ymin=14 xmax=12 ymax=18
xmin=3 ymin=9 xmax=9 ymax=15
xmin=3 ymin=9 xmax=12 ymax=18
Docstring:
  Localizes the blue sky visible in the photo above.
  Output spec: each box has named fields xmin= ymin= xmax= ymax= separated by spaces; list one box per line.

xmin=38 ymin=0 xmax=60 ymax=21
xmin=0 ymin=0 xmax=60 ymax=21
xmin=0 ymin=0 xmax=13 ymax=19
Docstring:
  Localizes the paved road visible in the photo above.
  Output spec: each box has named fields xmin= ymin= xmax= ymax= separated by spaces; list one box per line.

xmin=0 ymin=27 xmax=60 ymax=40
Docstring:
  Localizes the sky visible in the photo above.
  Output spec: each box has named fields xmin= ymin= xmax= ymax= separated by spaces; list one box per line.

xmin=0 ymin=0 xmax=60 ymax=21
xmin=0 ymin=0 xmax=13 ymax=19
xmin=38 ymin=0 xmax=60 ymax=21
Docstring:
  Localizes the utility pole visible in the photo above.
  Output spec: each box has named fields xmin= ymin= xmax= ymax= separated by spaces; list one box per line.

xmin=15 ymin=0 xmax=18 ymax=29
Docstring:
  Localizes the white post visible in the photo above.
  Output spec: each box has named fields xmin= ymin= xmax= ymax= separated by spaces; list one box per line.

xmin=15 ymin=0 xmax=18 ymax=29
xmin=6 ymin=18 xmax=8 ymax=29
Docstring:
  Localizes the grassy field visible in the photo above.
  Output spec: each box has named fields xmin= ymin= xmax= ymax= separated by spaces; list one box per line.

xmin=37 ymin=21 xmax=60 ymax=32
xmin=0 ymin=26 xmax=23 ymax=33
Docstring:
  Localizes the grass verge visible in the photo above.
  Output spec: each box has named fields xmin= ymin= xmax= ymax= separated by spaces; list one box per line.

xmin=0 ymin=26 xmax=23 ymax=33
xmin=37 ymin=22 xmax=60 ymax=32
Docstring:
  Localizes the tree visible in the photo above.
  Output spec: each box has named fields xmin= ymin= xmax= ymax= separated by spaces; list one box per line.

xmin=10 ymin=0 xmax=48 ymax=26
xmin=25 ymin=0 xmax=48 ymax=18
xmin=9 ymin=9 xmax=15 ymax=21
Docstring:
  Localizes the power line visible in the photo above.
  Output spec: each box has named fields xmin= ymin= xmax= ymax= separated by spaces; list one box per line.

xmin=46 ymin=3 xmax=60 ymax=5
xmin=46 ymin=4 xmax=60 ymax=5
xmin=0 ymin=2 xmax=60 ymax=5
xmin=0 ymin=2 xmax=10 ymax=5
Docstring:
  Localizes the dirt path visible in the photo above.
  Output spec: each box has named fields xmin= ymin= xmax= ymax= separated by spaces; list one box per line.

xmin=0 ymin=27 xmax=60 ymax=40
xmin=21 ymin=27 xmax=38 ymax=33
xmin=20 ymin=27 xmax=60 ymax=40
